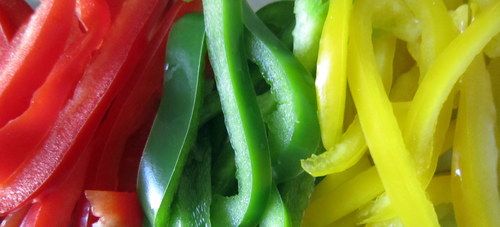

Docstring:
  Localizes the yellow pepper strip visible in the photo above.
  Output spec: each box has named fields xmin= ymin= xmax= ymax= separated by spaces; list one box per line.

xmin=302 ymin=167 xmax=384 ymax=226
xmin=450 ymin=4 xmax=470 ymax=33
xmin=302 ymin=102 xmax=408 ymax=176
xmin=404 ymin=1 xmax=500 ymax=177
xmin=361 ymin=94 xmax=455 ymax=223
xmin=487 ymin=58 xmax=500 ymax=190
xmin=371 ymin=0 xmax=421 ymax=43
xmin=309 ymin=155 xmax=372 ymax=202
xmin=389 ymin=66 xmax=419 ymax=102
xmin=403 ymin=0 xmax=457 ymax=77
xmin=327 ymin=211 xmax=359 ymax=227
xmin=373 ymin=31 xmax=397 ymax=92
xmin=358 ymin=175 xmax=452 ymax=224
xmin=451 ymin=56 xmax=500 ymax=227
xmin=441 ymin=120 xmax=456 ymax=154
xmin=315 ymin=0 xmax=352 ymax=149
xmin=365 ymin=218 xmax=403 ymax=227
xmin=301 ymin=118 xmax=367 ymax=176
xmin=348 ymin=0 xmax=439 ymax=225
xmin=427 ymin=175 xmax=452 ymax=205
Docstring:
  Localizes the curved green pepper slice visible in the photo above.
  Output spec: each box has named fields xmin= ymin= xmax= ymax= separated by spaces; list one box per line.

xmin=243 ymin=1 xmax=320 ymax=181
xmin=203 ymin=0 xmax=272 ymax=225
xmin=137 ymin=13 xmax=206 ymax=227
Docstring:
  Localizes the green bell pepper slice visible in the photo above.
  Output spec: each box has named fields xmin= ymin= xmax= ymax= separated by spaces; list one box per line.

xmin=292 ymin=0 xmax=328 ymax=73
xmin=169 ymin=133 xmax=212 ymax=226
xmin=256 ymin=0 xmax=295 ymax=50
xmin=243 ymin=1 xmax=320 ymax=181
xmin=137 ymin=13 xmax=206 ymax=227
xmin=203 ymin=0 xmax=272 ymax=225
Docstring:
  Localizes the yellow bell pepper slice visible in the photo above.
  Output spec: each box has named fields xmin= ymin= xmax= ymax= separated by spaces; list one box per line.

xmin=451 ymin=56 xmax=500 ymax=227
xmin=315 ymin=0 xmax=352 ymax=149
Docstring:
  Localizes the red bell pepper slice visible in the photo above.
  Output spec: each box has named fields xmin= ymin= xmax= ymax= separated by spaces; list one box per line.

xmin=0 ymin=0 xmax=162 ymax=215
xmin=0 ymin=0 xmax=74 ymax=129
xmin=85 ymin=51 xmax=163 ymax=191
xmin=19 ymin=148 xmax=90 ymax=227
xmin=0 ymin=204 xmax=30 ymax=227
xmin=0 ymin=0 xmax=33 ymax=39
xmin=84 ymin=191 xmax=143 ymax=226
xmin=0 ymin=0 xmax=111 ymax=184
xmin=84 ymin=0 xmax=202 ymax=191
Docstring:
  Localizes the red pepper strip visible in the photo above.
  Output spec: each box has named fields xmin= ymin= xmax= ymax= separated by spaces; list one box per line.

xmin=0 ymin=26 xmax=7 ymax=54
xmin=0 ymin=204 xmax=30 ymax=227
xmin=0 ymin=0 xmax=110 ymax=183
xmin=85 ymin=0 xmax=201 ymax=191
xmin=85 ymin=191 xmax=143 ymax=226
xmin=0 ymin=0 xmax=74 ymax=128
xmin=85 ymin=50 xmax=164 ymax=191
xmin=0 ymin=0 xmax=33 ymax=39
xmin=19 ymin=147 xmax=91 ymax=227
xmin=70 ymin=197 xmax=94 ymax=227
xmin=0 ymin=0 xmax=161 ymax=215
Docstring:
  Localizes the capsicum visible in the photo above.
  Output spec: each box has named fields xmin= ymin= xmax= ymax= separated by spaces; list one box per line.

xmin=243 ymin=0 xmax=320 ymax=181
xmin=0 ymin=0 xmax=162 ymax=214
xmin=203 ymin=0 xmax=272 ymax=225
xmin=138 ymin=7 xmax=205 ymax=227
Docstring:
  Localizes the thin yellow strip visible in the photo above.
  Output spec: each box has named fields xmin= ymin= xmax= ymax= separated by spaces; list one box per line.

xmin=348 ymin=0 xmax=439 ymax=225
xmin=452 ymin=56 xmax=500 ymax=227
xmin=405 ymin=1 xmax=500 ymax=178
xmin=315 ymin=0 xmax=352 ymax=149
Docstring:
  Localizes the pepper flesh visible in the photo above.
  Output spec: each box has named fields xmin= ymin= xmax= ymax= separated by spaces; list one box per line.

xmin=0 ymin=0 xmax=161 ymax=214
xmin=137 ymin=9 xmax=206 ymax=227
xmin=315 ymin=0 xmax=352 ymax=150
xmin=243 ymin=1 xmax=320 ymax=181
xmin=348 ymin=0 xmax=439 ymax=225
xmin=203 ymin=0 xmax=272 ymax=225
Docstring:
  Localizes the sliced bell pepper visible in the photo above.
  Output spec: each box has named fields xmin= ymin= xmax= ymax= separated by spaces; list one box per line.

xmin=138 ymin=9 xmax=206 ymax=227
xmin=0 ymin=0 xmax=110 ymax=185
xmin=84 ymin=0 xmax=195 ymax=191
xmin=292 ymin=0 xmax=328 ymax=73
xmin=169 ymin=134 xmax=212 ymax=226
xmin=451 ymin=56 xmax=500 ymax=226
xmin=0 ymin=204 xmax=30 ymax=227
xmin=0 ymin=0 xmax=74 ymax=130
xmin=255 ymin=0 xmax=295 ymax=50
xmin=0 ymin=0 xmax=161 ymax=214
xmin=0 ymin=0 xmax=33 ymax=40
xmin=260 ymin=186 xmax=291 ymax=227
xmin=315 ymin=0 xmax=352 ymax=150
xmin=20 ymin=146 xmax=90 ymax=227
xmin=84 ymin=191 xmax=143 ymax=227
xmin=348 ymin=0 xmax=439 ymax=225
xmin=279 ymin=172 xmax=315 ymax=226
xmin=203 ymin=0 xmax=272 ymax=225
xmin=243 ymin=1 xmax=320 ymax=181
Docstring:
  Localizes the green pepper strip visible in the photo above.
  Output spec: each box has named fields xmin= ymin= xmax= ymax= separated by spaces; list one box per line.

xmin=348 ymin=0 xmax=439 ymax=225
xmin=203 ymin=0 xmax=272 ymax=225
xmin=242 ymin=1 xmax=320 ymax=181
xmin=169 ymin=135 xmax=212 ymax=226
xmin=137 ymin=14 xmax=206 ymax=227
xmin=451 ymin=56 xmax=500 ymax=226
xmin=260 ymin=186 xmax=292 ymax=227
xmin=315 ymin=0 xmax=352 ymax=149
xmin=292 ymin=0 xmax=328 ymax=73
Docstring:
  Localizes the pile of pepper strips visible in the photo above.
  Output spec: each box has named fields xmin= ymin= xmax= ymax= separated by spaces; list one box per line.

xmin=2 ymin=0 xmax=500 ymax=226
xmin=0 ymin=0 xmax=319 ymax=225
